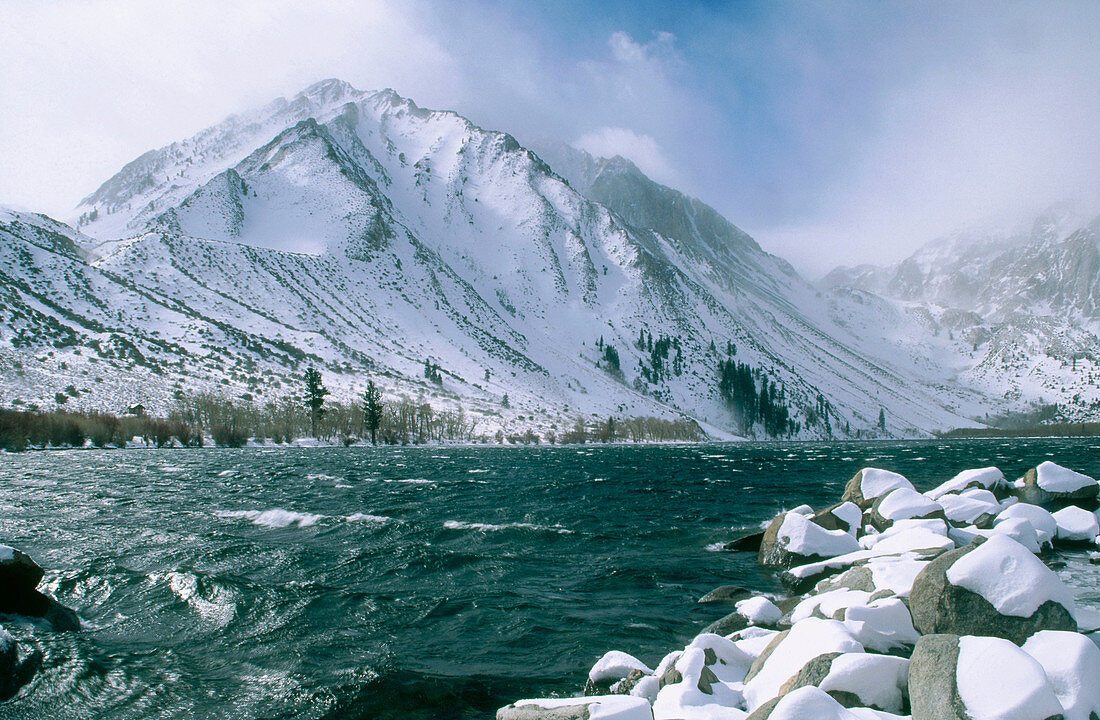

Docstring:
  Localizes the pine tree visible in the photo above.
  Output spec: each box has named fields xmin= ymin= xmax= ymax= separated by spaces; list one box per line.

xmin=362 ymin=380 xmax=384 ymax=445
xmin=303 ymin=367 xmax=329 ymax=439
xmin=878 ymin=407 xmax=886 ymax=432
xmin=501 ymin=393 xmax=510 ymax=408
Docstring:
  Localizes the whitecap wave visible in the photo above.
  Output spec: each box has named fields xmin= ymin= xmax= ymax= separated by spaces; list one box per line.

xmin=215 ymin=509 xmax=322 ymax=528
xmin=345 ymin=513 xmax=390 ymax=523
xmin=163 ymin=570 xmax=236 ymax=627
xmin=443 ymin=520 xmax=573 ymax=535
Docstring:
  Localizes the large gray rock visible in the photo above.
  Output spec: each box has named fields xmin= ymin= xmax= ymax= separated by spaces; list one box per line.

xmin=0 ymin=545 xmax=80 ymax=631
xmin=869 ymin=488 xmax=947 ymax=532
xmin=697 ymin=585 xmax=751 ymax=606
xmin=908 ymin=536 xmax=1076 ymax=645
xmin=907 ymin=634 xmax=968 ymax=720
xmin=909 ymin=634 xmax=1065 ymax=720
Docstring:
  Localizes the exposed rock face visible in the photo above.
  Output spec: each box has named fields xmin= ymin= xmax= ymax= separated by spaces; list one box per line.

xmin=758 ymin=512 xmax=860 ymax=570
xmin=907 ymin=634 xmax=968 ymax=720
xmin=908 ymin=536 xmax=1076 ymax=645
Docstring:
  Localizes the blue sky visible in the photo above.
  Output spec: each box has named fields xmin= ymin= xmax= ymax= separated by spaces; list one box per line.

xmin=2 ymin=0 xmax=1098 ymax=273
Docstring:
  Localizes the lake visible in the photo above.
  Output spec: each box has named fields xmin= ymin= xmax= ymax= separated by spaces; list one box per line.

xmin=2 ymin=439 xmax=1099 ymax=719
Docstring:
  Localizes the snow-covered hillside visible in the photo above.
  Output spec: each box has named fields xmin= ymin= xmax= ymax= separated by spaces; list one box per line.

xmin=0 ymin=79 xmax=1056 ymax=438
xmin=822 ymin=206 xmax=1100 ymax=423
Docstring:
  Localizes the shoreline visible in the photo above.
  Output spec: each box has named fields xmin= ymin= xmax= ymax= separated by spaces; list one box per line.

xmin=497 ymin=461 xmax=1100 ymax=719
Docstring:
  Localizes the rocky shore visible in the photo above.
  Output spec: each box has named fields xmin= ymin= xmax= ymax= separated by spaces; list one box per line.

xmin=0 ymin=544 xmax=81 ymax=701
xmin=497 ymin=461 xmax=1100 ymax=720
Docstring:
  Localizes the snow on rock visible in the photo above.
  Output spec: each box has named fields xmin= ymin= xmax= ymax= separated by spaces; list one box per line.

xmin=652 ymin=645 xmax=746 ymax=720
xmin=982 ymin=516 xmax=1043 ymax=554
xmin=938 ymin=493 xmax=1001 ymax=526
xmin=926 ymin=467 xmax=1007 ymax=500
xmin=589 ymin=651 xmax=654 ymax=684
xmin=995 ymin=503 xmax=1057 ymax=547
xmin=841 ymin=469 xmax=914 ymax=509
xmin=869 ymin=488 xmax=944 ymax=530
xmin=1051 ymin=506 xmax=1100 ymax=544
xmin=946 ymin=534 xmax=1074 ymax=618
xmin=741 ymin=618 xmax=863 ymax=711
xmin=956 ymin=635 xmax=1065 ymax=720
xmin=1022 ymin=630 xmax=1100 ymax=720
xmin=840 ymin=598 xmax=920 ymax=652
xmin=814 ymin=653 xmax=909 ymax=714
xmin=790 ymin=590 xmax=872 ymax=624
xmin=499 ymin=695 xmax=655 ymax=720
xmin=910 ymin=534 xmax=1077 ymax=644
xmin=735 ymin=597 xmax=783 ymax=627
xmin=1014 ymin=462 xmax=1099 ymax=508
xmin=788 ymin=505 xmax=814 ymax=517
xmin=685 ymin=634 xmax=755 ymax=685
xmin=730 ymin=629 xmax=782 ymax=662
xmin=744 ymin=686 xmax=859 ymax=720
xmin=758 ymin=512 xmax=861 ymax=569
xmin=1035 ymin=462 xmax=1098 ymax=494
xmin=858 ymin=519 xmax=953 ymax=554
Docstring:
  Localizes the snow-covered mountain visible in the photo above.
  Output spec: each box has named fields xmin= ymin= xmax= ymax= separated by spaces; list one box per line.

xmin=822 ymin=206 xmax=1100 ymax=423
xmin=0 ymin=78 xmax=1064 ymax=438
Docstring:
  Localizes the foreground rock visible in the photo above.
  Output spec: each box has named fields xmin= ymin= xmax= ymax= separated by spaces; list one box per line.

xmin=0 ymin=545 xmax=80 ymax=631
xmin=908 ymin=634 xmax=1064 ymax=720
xmin=908 ymin=534 xmax=1076 ymax=644
xmin=0 ymin=626 xmax=41 ymax=701
xmin=758 ymin=512 xmax=860 ymax=570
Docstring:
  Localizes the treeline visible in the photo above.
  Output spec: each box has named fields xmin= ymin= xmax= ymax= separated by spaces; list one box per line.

xmin=0 ymin=407 xmax=195 ymax=452
xmin=171 ymin=392 xmax=477 ymax=447
xmin=937 ymin=422 xmax=1100 ymax=439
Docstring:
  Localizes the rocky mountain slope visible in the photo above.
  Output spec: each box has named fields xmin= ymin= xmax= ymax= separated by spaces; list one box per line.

xmin=2 ymin=79 xmax=1080 ymax=439
xmin=822 ymin=207 xmax=1100 ymax=423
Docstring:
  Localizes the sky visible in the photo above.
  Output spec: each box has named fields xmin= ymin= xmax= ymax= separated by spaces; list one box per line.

xmin=2 ymin=0 xmax=1098 ymax=275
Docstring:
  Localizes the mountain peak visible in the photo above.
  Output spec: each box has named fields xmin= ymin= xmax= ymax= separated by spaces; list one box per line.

xmin=295 ymin=78 xmax=360 ymax=105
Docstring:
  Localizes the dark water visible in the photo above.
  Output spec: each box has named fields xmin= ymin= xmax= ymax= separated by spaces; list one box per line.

xmin=1 ymin=439 xmax=1099 ymax=719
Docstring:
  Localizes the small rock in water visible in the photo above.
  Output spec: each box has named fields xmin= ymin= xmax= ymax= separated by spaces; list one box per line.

xmin=697 ymin=585 xmax=750 ymax=605
xmin=0 ymin=544 xmax=80 ymax=631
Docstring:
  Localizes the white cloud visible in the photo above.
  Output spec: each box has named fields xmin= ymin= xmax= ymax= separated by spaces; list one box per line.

xmin=572 ymin=127 xmax=680 ymax=187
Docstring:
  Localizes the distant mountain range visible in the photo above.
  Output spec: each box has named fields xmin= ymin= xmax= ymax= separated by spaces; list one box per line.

xmin=1 ymin=79 xmax=1096 ymax=439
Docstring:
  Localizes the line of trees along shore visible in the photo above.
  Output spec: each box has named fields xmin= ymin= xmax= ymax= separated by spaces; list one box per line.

xmin=1 ymin=369 xmax=703 ymax=451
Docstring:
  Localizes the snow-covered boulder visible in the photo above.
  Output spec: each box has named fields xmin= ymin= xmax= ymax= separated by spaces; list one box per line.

xmin=938 ymin=492 xmax=1001 ymax=527
xmin=995 ymin=503 xmax=1057 ymax=547
xmin=772 ymin=652 xmax=908 ymax=714
xmin=585 ymin=651 xmax=654 ymax=696
xmin=1022 ymin=630 xmax=1100 ymax=720
xmin=839 ymin=598 xmax=920 ymax=653
xmin=858 ymin=519 xmax=954 ymax=554
xmin=811 ymin=502 xmax=864 ymax=535
xmin=758 ymin=512 xmax=861 ymax=569
xmin=869 ymin=488 xmax=945 ymax=531
xmin=735 ymin=597 xmax=783 ymax=627
xmin=1051 ymin=506 xmax=1100 ymax=546
xmin=741 ymin=618 xmax=863 ymax=711
xmin=908 ymin=534 xmax=1077 ymax=644
xmin=497 ymin=695 xmax=654 ymax=720
xmin=926 ymin=467 xmax=1007 ymax=501
xmin=1013 ymin=461 xmax=1099 ymax=509
xmin=812 ymin=552 xmax=931 ymax=599
xmin=743 ymin=685 xmax=902 ymax=720
xmin=841 ymin=469 xmax=914 ymax=510
xmin=908 ymin=634 xmax=1064 ymax=720
xmin=652 ymin=639 xmax=747 ymax=719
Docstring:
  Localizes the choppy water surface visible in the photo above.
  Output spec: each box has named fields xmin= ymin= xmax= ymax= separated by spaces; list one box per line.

xmin=2 ymin=439 xmax=1099 ymax=719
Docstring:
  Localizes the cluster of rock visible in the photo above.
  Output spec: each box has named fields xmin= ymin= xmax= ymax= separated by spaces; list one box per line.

xmin=497 ymin=461 xmax=1100 ymax=720
xmin=0 ymin=544 xmax=81 ymax=701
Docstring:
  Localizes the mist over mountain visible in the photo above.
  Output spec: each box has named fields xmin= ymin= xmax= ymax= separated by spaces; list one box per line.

xmin=2 ymin=79 xmax=1096 ymax=439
